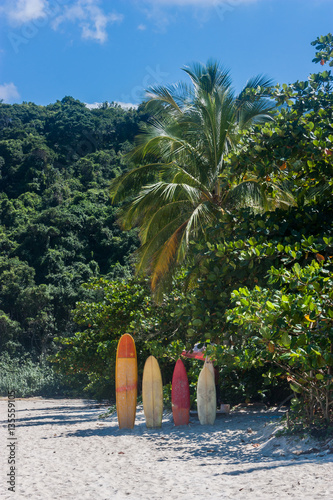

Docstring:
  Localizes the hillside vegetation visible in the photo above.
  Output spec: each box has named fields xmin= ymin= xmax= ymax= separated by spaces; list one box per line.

xmin=1 ymin=36 xmax=333 ymax=429
xmin=0 ymin=98 xmax=144 ymax=363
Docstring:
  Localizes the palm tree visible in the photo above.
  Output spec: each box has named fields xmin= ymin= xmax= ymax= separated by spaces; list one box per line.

xmin=110 ymin=60 xmax=293 ymax=298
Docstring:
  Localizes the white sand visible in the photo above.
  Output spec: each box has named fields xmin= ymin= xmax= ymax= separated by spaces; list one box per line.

xmin=1 ymin=398 xmax=333 ymax=499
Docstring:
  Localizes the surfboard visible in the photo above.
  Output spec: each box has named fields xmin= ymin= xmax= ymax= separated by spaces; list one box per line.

xmin=197 ymin=364 xmax=216 ymax=425
xmin=204 ymin=357 xmax=215 ymax=379
xmin=171 ymin=359 xmax=190 ymax=426
xmin=142 ymin=355 xmax=163 ymax=428
xmin=115 ymin=334 xmax=137 ymax=429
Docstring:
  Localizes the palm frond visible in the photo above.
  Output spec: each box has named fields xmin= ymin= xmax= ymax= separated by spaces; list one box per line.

xmin=131 ymin=119 xmax=204 ymax=167
xmin=239 ymin=74 xmax=275 ymax=97
xmin=227 ymin=178 xmax=296 ymax=212
xmin=120 ymin=180 xmax=203 ymax=230
xmin=144 ymin=82 xmax=194 ymax=115
xmin=225 ymin=179 xmax=270 ymax=211
xmin=179 ymin=202 xmax=215 ymax=251
xmin=303 ymin=182 xmax=333 ymax=204
xmin=182 ymin=60 xmax=233 ymax=93
xmin=110 ymin=163 xmax=163 ymax=203
xmin=268 ymin=181 xmax=297 ymax=209
xmin=237 ymin=99 xmax=275 ymax=128
xmin=136 ymin=215 xmax=186 ymax=275
xmin=235 ymin=73 xmax=275 ymax=127
xmin=140 ymin=199 xmax=193 ymax=243
xmin=150 ymin=220 xmax=189 ymax=291
xmin=110 ymin=58 xmax=278 ymax=297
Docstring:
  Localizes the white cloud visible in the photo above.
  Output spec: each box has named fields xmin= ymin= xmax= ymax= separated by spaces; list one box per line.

xmin=85 ymin=101 xmax=138 ymax=110
xmin=85 ymin=102 xmax=102 ymax=109
xmin=137 ymin=24 xmax=146 ymax=31
xmin=52 ymin=0 xmax=123 ymax=44
xmin=0 ymin=83 xmax=20 ymax=103
xmin=2 ymin=0 xmax=48 ymax=25
xmin=0 ymin=0 xmax=123 ymax=44
xmin=116 ymin=101 xmax=138 ymax=110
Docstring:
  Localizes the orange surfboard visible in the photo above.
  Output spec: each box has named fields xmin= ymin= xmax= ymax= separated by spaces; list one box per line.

xmin=171 ymin=359 xmax=190 ymax=426
xmin=115 ymin=334 xmax=137 ymax=429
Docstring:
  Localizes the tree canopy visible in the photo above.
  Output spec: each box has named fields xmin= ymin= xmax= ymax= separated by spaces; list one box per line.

xmin=0 ymin=98 xmax=145 ymax=359
xmin=110 ymin=61 xmax=293 ymax=298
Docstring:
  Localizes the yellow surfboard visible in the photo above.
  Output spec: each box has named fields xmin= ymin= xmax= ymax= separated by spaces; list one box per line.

xmin=197 ymin=364 xmax=216 ymax=425
xmin=115 ymin=334 xmax=137 ymax=429
xmin=142 ymin=355 xmax=163 ymax=428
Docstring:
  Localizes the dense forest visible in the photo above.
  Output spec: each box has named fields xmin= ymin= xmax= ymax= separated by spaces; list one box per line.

xmin=1 ymin=35 xmax=333 ymax=429
xmin=0 ymin=97 xmax=144 ymax=364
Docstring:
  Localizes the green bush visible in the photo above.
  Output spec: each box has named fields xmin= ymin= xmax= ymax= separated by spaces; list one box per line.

xmin=0 ymin=352 xmax=84 ymax=397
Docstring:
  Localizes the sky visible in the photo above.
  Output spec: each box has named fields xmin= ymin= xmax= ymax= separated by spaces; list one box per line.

xmin=0 ymin=0 xmax=332 ymax=107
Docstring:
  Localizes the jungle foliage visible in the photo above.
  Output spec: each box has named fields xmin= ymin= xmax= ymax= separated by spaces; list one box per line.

xmin=56 ymin=36 xmax=333 ymax=423
xmin=2 ymin=36 xmax=333 ymax=425
xmin=0 ymin=98 xmax=145 ymax=365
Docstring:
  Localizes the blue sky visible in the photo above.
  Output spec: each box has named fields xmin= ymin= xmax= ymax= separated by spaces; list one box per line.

xmin=0 ymin=0 xmax=332 ymax=107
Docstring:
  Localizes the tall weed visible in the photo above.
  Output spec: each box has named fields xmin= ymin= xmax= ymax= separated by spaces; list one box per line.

xmin=0 ymin=353 xmax=77 ymax=397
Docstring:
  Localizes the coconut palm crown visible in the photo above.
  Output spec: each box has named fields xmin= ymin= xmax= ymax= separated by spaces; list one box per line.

xmin=110 ymin=60 xmax=291 ymax=298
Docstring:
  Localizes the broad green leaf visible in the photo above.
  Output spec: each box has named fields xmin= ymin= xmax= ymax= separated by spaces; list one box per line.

xmin=281 ymin=332 xmax=291 ymax=347
xmin=290 ymin=383 xmax=302 ymax=393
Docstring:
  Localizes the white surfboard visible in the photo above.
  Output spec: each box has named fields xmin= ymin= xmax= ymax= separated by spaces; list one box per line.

xmin=197 ymin=365 xmax=216 ymax=425
xmin=204 ymin=357 xmax=215 ymax=379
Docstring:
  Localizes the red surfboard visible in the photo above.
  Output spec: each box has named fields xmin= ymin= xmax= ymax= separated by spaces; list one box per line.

xmin=171 ymin=359 xmax=190 ymax=426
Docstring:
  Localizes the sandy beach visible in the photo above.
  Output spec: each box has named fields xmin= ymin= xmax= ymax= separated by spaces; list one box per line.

xmin=1 ymin=398 xmax=333 ymax=500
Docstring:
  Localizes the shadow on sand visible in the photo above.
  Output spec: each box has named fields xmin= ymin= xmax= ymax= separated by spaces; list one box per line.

xmin=5 ymin=399 xmax=329 ymax=473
